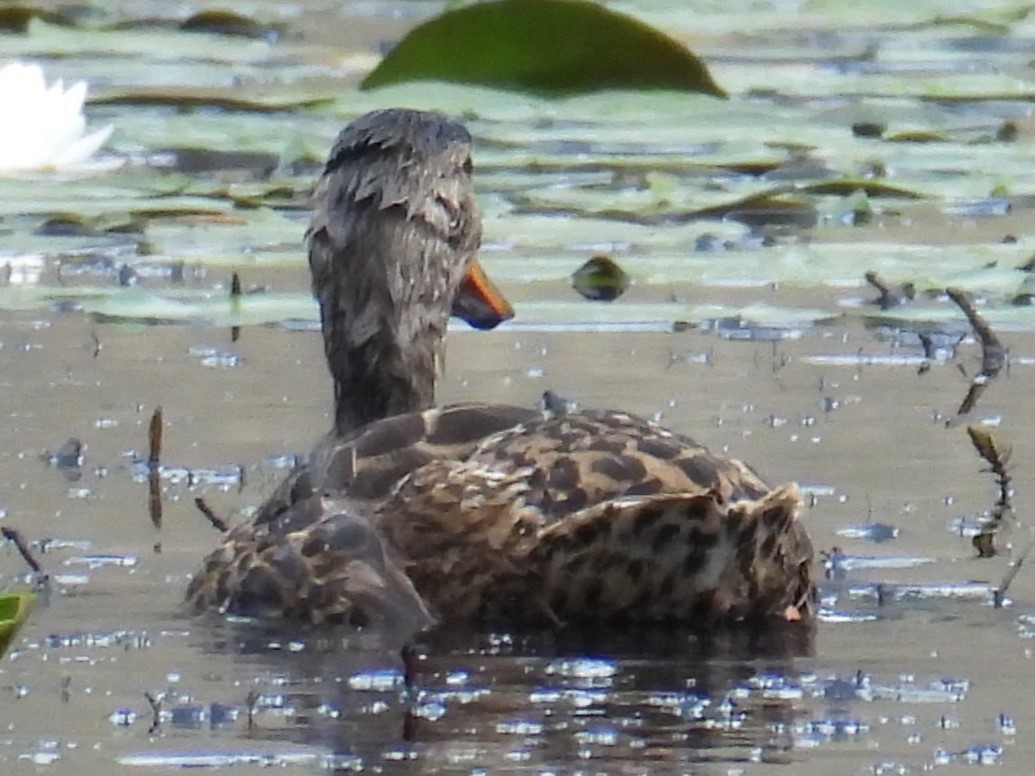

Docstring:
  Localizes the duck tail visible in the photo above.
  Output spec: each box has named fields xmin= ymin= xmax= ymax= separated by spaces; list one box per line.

xmin=529 ymin=483 xmax=814 ymax=624
xmin=721 ymin=483 xmax=815 ymax=622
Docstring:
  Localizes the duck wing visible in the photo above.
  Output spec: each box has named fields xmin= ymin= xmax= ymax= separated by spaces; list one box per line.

xmin=251 ymin=402 xmax=540 ymax=527
xmin=465 ymin=409 xmax=774 ymax=520
xmin=378 ymin=410 xmax=814 ymax=624
xmin=184 ymin=494 xmax=433 ymax=631
xmin=381 ymin=463 xmax=811 ymax=624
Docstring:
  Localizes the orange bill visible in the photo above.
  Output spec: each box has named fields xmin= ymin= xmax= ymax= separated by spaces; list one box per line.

xmin=450 ymin=256 xmax=514 ymax=330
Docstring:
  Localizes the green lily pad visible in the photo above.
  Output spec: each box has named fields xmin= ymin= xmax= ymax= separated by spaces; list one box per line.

xmin=93 ymin=86 xmax=335 ymax=113
xmin=0 ymin=592 xmax=35 ymax=658
xmin=571 ymin=255 xmax=631 ymax=301
xmin=178 ymin=10 xmax=282 ymax=40
xmin=362 ymin=0 xmax=727 ymax=98
xmin=803 ymin=179 xmax=926 ymax=199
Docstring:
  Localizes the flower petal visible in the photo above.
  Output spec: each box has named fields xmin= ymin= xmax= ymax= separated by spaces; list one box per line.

xmin=49 ymin=124 xmax=114 ymax=169
xmin=0 ymin=60 xmax=113 ymax=173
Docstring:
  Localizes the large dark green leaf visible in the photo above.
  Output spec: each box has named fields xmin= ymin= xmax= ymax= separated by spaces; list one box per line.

xmin=361 ymin=0 xmax=726 ymax=97
xmin=0 ymin=592 xmax=35 ymax=658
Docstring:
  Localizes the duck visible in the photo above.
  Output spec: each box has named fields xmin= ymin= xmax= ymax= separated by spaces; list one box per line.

xmin=185 ymin=108 xmax=815 ymax=631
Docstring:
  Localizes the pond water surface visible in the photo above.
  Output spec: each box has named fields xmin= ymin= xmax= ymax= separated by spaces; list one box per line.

xmin=3 ymin=1 xmax=1035 ymax=774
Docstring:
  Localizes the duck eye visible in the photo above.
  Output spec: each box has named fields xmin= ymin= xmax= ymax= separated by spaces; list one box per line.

xmin=462 ymin=157 xmax=473 ymax=175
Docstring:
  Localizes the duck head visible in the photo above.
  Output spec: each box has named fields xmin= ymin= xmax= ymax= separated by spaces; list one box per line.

xmin=307 ymin=109 xmax=512 ymax=436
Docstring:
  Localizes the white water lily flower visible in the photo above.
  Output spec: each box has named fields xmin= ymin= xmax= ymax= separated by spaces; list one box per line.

xmin=0 ymin=61 xmax=114 ymax=174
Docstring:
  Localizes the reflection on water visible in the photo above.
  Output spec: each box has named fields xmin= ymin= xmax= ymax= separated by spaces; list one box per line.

xmin=139 ymin=619 xmax=817 ymax=771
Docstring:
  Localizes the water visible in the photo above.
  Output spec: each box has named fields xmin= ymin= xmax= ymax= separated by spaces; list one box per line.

xmin=2 ymin=299 xmax=1035 ymax=773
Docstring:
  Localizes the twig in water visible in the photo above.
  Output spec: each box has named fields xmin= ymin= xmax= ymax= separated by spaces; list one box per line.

xmin=400 ymin=643 xmax=419 ymax=701
xmin=966 ymin=426 xmax=1013 ymax=558
xmin=194 ymin=497 xmax=229 ymax=532
xmin=965 ymin=425 xmax=1034 ymax=608
xmin=148 ymin=408 xmax=163 ymax=531
xmin=246 ymin=689 xmax=259 ymax=729
xmin=1 ymin=527 xmax=45 ymax=577
xmin=231 ymin=271 xmax=242 ymax=343
xmin=144 ymin=691 xmax=162 ymax=735
xmin=947 ymin=288 xmax=1007 ymax=376
xmin=996 ymin=531 xmax=1035 ymax=608
xmin=148 ymin=472 xmax=162 ymax=532
xmin=946 ymin=288 xmax=1007 ymax=418
xmin=148 ymin=407 xmax=163 ymax=469
xmin=967 ymin=427 xmax=1012 ymax=517
xmin=400 ymin=643 xmax=422 ymax=742
xmin=864 ymin=270 xmax=915 ymax=310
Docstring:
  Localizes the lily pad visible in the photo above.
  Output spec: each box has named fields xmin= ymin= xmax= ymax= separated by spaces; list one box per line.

xmin=803 ymin=179 xmax=925 ymax=199
xmin=361 ymin=0 xmax=726 ymax=98
xmin=179 ymin=10 xmax=281 ymax=40
xmin=93 ymin=86 xmax=335 ymax=113
xmin=0 ymin=592 xmax=35 ymax=657
xmin=0 ymin=5 xmax=74 ymax=33
xmin=571 ymin=255 xmax=631 ymax=301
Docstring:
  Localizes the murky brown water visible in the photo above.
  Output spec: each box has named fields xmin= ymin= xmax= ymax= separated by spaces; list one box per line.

xmin=4 ymin=0 xmax=1035 ymax=772
xmin=3 ymin=279 xmax=1035 ymax=772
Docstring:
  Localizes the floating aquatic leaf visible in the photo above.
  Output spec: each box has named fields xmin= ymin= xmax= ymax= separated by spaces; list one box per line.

xmin=0 ymin=5 xmax=73 ymax=33
xmin=851 ymin=122 xmax=886 ymax=138
xmin=93 ymin=87 xmax=335 ymax=113
xmin=362 ymin=0 xmax=726 ymax=98
xmin=803 ymin=179 xmax=925 ymax=199
xmin=571 ymin=255 xmax=630 ymax=301
xmin=179 ymin=10 xmax=280 ymax=40
xmin=886 ymin=130 xmax=948 ymax=143
xmin=684 ymin=188 xmax=817 ymax=229
xmin=0 ymin=5 xmax=36 ymax=33
xmin=0 ymin=592 xmax=35 ymax=657
xmin=150 ymin=148 xmax=281 ymax=178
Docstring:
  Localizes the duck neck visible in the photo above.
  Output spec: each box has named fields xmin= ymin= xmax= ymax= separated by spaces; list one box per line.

xmin=323 ymin=304 xmax=446 ymax=437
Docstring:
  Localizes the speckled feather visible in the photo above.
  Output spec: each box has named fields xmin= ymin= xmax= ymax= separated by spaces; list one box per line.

xmin=184 ymin=494 xmax=433 ymax=630
xmin=377 ymin=410 xmax=813 ymax=624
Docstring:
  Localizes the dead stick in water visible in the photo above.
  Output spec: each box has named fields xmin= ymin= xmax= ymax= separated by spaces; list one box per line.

xmin=946 ymin=288 xmax=1006 ymax=417
xmin=148 ymin=407 xmax=163 ymax=530
xmin=946 ymin=287 xmax=1006 ymax=376
xmin=144 ymin=691 xmax=162 ymax=734
xmin=0 ymin=527 xmax=44 ymax=576
xmin=996 ymin=531 xmax=1035 ymax=608
xmin=864 ymin=270 xmax=914 ymax=310
xmin=965 ymin=426 xmax=1030 ymax=606
xmin=230 ymin=271 xmax=242 ymax=343
xmin=967 ymin=426 xmax=1013 ymax=519
xmin=148 ymin=407 xmax=163 ymax=469
xmin=194 ymin=497 xmax=229 ymax=532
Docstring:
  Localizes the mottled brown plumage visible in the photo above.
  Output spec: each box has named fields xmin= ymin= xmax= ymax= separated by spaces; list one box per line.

xmin=185 ymin=109 xmax=815 ymax=630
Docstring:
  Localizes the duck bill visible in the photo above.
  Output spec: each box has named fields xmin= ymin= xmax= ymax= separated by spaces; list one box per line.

xmin=451 ymin=257 xmax=514 ymax=331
